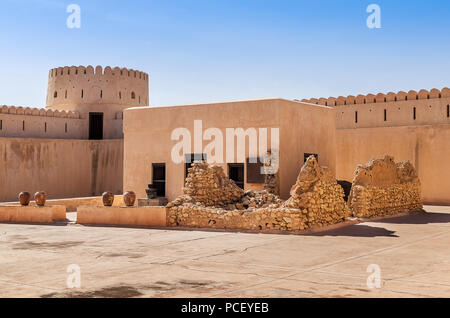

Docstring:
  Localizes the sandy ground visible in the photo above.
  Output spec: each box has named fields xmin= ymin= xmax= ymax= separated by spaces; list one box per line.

xmin=0 ymin=205 xmax=449 ymax=298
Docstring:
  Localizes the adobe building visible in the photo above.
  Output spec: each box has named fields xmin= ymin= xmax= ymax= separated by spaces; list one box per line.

xmin=0 ymin=65 xmax=149 ymax=202
xmin=1 ymin=65 xmax=449 ymax=205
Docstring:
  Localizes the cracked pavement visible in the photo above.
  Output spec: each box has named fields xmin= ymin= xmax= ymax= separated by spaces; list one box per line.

xmin=0 ymin=206 xmax=449 ymax=298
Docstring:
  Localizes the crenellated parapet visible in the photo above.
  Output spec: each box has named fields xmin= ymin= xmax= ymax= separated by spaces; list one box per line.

xmin=46 ymin=65 xmax=149 ymax=110
xmin=0 ymin=105 xmax=80 ymax=119
xmin=301 ymin=87 xmax=450 ymax=107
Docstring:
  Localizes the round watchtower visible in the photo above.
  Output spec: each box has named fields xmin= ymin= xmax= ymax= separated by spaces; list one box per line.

xmin=46 ymin=65 xmax=149 ymax=139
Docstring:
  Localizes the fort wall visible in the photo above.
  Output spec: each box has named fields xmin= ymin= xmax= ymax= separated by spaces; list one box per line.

xmin=302 ymin=88 xmax=450 ymax=129
xmin=0 ymin=138 xmax=123 ymax=202
xmin=336 ymin=125 xmax=450 ymax=205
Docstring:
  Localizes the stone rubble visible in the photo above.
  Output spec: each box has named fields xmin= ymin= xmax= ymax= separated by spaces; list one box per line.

xmin=348 ymin=156 xmax=423 ymax=218
xmin=167 ymin=156 xmax=348 ymax=231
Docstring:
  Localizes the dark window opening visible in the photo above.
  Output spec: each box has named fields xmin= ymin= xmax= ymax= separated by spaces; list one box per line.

xmin=413 ymin=107 xmax=416 ymax=120
xmin=22 ymin=121 xmax=25 ymax=131
xmin=0 ymin=120 xmax=2 ymax=130
xmin=337 ymin=180 xmax=352 ymax=202
xmin=185 ymin=154 xmax=207 ymax=178
xmin=119 ymin=91 xmax=122 ymax=99
xmin=65 ymin=90 xmax=67 ymax=99
xmin=247 ymin=157 xmax=264 ymax=184
xmin=304 ymin=153 xmax=318 ymax=163
xmin=384 ymin=109 xmax=387 ymax=121
xmin=44 ymin=122 xmax=47 ymax=132
xmin=100 ymin=90 xmax=103 ymax=98
xmin=131 ymin=91 xmax=136 ymax=99
xmin=81 ymin=89 xmax=84 ymax=98
xmin=355 ymin=111 xmax=358 ymax=123
xmin=53 ymin=91 xmax=58 ymax=98
xmin=152 ymin=163 xmax=166 ymax=197
xmin=89 ymin=112 xmax=103 ymax=140
xmin=229 ymin=163 xmax=245 ymax=189
xmin=65 ymin=123 xmax=68 ymax=133
xmin=447 ymin=105 xmax=449 ymax=118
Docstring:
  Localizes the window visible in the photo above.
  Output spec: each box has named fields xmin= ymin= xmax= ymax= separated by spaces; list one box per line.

xmin=152 ymin=163 xmax=166 ymax=197
xmin=100 ymin=90 xmax=103 ymax=98
xmin=384 ymin=109 xmax=387 ymax=122
xmin=246 ymin=157 xmax=264 ymax=184
xmin=65 ymin=123 xmax=68 ymax=133
xmin=54 ymin=91 xmax=58 ymax=98
xmin=22 ymin=121 xmax=25 ymax=131
xmin=185 ymin=154 xmax=207 ymax=178
xmin=0 ymin=120 xmax=2 ymax=130
xmin=229 ymin=164 xmax=245 ymax=189
xmin=44 ymin=122 xmax=47 ymax=132
xmin=413 ymin=107 xmax=416 ymax=120
xmin=447 ymin=105 xmax=449 ymax=118
xmin=119 ymin=91 xmax=122 ymax=99
xmin=81 ymin=89 xmax=84 ymax=98
xmin=65 ymin=90 xmax=67 ymax=99
xmin=304 ymin=153 xmax=318 ymax=163
xmin=131 ymin=92 xmax=136 ymax=99
xmin=355 ymin=111 xmax=358 ymax=123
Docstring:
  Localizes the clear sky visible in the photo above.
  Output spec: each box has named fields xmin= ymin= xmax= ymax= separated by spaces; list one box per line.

xmin=0 ymin=0 xmax=449 ymax=107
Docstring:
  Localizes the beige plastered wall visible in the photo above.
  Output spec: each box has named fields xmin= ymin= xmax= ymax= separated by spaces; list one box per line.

xmin=0 ymin=138 xmax=124 ymax=202
xmin=123 ymin=99 xmax=336 ymax=201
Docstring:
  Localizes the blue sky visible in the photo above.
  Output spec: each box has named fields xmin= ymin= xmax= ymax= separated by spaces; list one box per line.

xmin=0 ymin=0 xmax=449 ymax=107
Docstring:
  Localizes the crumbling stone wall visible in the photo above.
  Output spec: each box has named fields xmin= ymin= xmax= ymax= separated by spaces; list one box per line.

xmin=348 ymin=156 xmax=423 ymax=218
xmin=167 ymin=156 xmax=348 ymax=232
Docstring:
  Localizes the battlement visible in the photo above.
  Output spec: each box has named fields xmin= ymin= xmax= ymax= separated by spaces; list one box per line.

xmin=0 ymin=105 xmax=80 ymax=119
xmin=48 ymin=65 xmax=149 ymax=81
xmin=46 ymin=65 xmax=150 ymax=111
xmin=301 ymin=87 xmax=450 ymax=107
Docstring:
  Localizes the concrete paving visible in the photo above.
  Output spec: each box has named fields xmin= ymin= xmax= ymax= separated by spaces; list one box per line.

xmin=0 ymin=206 xmax=449 ymax=298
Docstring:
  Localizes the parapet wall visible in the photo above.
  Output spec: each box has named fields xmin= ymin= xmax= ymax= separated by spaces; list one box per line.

xmin=302 ymin=88 xmax=450 ymax=129
xmin=0 ymin=105 xmax=86 ymax=139
xmin=348 ymin=156 xmax=422 ymax=218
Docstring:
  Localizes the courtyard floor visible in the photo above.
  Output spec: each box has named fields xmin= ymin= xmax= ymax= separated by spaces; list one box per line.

xmin=0 ymin=205 xmax=449 ymax=298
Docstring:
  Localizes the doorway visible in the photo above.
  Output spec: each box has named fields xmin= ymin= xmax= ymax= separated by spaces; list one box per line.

xmin=228 ymin=163 xmax=245 ymax=189
xmin=89 ymin=112 xmax=104 ymax=140
xmin=152 ymin=163 xmax=166 ymax=197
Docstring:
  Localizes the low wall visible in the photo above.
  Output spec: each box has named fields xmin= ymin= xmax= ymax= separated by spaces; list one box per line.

xmin=0 ymin=138 xmax=123 ymax=202
xmin=77 ymin=206 xmax=166 ymax=227
xmin=0 ymin=205 xmax=66 ymax=223
xmin=0 ymin=195 xmax=133 ymax=212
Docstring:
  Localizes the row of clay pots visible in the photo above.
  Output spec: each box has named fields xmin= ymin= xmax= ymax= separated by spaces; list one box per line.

xmin=102 ymin=191 xmax=136 ymax=207
xmin=18 ymin=192 xmax=47 ymax=206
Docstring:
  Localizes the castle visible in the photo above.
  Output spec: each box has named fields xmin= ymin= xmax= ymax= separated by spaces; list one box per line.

xmin=1 ymin=65 xmax=449 ymax=205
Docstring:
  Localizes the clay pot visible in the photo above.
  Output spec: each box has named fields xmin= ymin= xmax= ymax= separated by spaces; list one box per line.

xmin=34 ymin=192 xmax=47 ymax=207
xmin=18 ymin=192 xmax=31 ymax=206
xmin=102 ymin=192 xmax=115 ymax=207
xmin=123 ymin=191 xmax=136 ymax=207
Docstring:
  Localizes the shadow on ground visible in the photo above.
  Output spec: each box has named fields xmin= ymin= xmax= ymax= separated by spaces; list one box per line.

xmin=369 ymin=211 xmax=450 ymax=225
xmin=306 ymin=224 xmax=398 ymax=238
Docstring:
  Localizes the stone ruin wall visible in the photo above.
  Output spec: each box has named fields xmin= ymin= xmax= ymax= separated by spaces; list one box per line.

xmin=348 ymin=156 xmax=423 ymax=218
xmin=167 ymin=157 xmax=348 ymax=232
